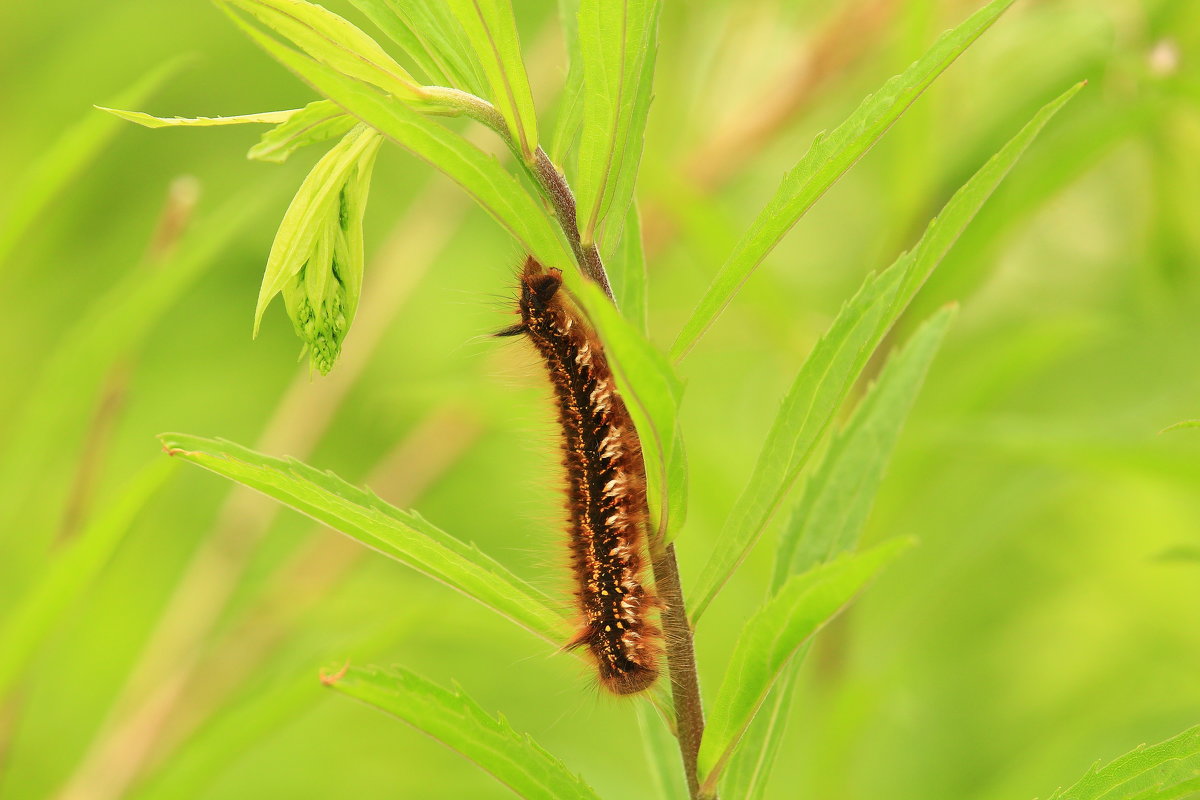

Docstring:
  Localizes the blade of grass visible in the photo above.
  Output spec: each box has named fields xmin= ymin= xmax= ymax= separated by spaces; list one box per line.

xmin=445 ymin=0 xmax=540 ymax=158
xmin=0 ymin=460 xmax=175 ymax=704
xmin=0 ymin=60 xmax=183 ymax=273
xmin=0 ymin=188 xmax=272 ymax=561
xmin=697 ymin=539 xmax=912 ymax=793
xmin=688 ymin=82 xmax=1084 ymax=621
xmin=669 ymin=0 xmax=1018 ymax=361
xmin=158 ymin=433 xmax=571 ymax=644
xmin=326 ymin=665 xmax=602 ymax=800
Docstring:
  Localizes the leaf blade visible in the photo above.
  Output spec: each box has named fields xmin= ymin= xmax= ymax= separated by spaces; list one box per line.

xmin=158 ymin=433 xmax=571 ymax=645
xmin=697 ymin=539 xmax=912 ymax=790
xmin=669 ymin=0 xmax=1018 ymax=360
xmin=774 ymin=306 xmax=955 ymax=586
xmin=574 ymin=0 xmax=660 ymax=248
xmin=445 ymin=0 xmax=540 ymax=157
xmin=1045 ymin=724 xmax=1200 ymax=800
xmin=689 ymin=81 xmax=1084 ymax=620
xmin=327 ymin=665 xmax=602 ymax=800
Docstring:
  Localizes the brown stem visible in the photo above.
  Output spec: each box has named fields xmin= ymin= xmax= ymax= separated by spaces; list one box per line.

xmin=531 ymin=148 xmax=614 ymax=302
xmin=423 ymin=89 xmax=615 ymax=303
xmin=650 ymin=542 xmax=708 ymax=799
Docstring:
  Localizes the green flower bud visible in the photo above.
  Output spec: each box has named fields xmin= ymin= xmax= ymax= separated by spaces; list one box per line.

xmin=255 ymin=125 xmax=381 ymax=374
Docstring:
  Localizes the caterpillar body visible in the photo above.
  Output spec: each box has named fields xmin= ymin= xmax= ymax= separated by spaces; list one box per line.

xmin=498 ymin=256 xmax=661 ymax=695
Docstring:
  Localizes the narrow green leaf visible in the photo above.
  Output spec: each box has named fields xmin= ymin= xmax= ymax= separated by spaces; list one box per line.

xmin=1160 ymin=420 xmax=1200 ymax=435
xmin=611 ymin=200 xmax=649 ymax=334
xmin=719 ymin=671 xmax=798 ymax=800
xmin=575 ymin=0 xmax=661 ymax=248
xmin=689 ymin=82 xmax=1083 ymax=620
xmin=548 ymin=0 xmax=585 ymax=170
xmin=0 ymin=60 xmax=182 ymax=272
xmin=1044 ymin=724 xmax=1200 ymax=800
xmin=353 ymin=0 xmax=488 ymax=95
xmin=0 ymin=189 xmax=272 ymax=553
xmin=222 ymin=0 xmax=425 ymax=101
xmin=0 ymin=460 xmax=175 ymax=702
xmin=636 ymin=702 xmax=688 ymax=800
xmin=720 ymin=308 xmax=954 ymax=799
xmin=571 ymin=276 xmax=685 ymax=540
xmin=248 ymin=100 xmax=357 ymax=162
xmin=347 ymin=0 xmax=452 ymax=86
xmin=158 ymin=433 xmax=571 ymax=644
xmin=445 ymin=0 xmax=539 ymax=157
xmin=223 ymin=8 xmax=574 ymax=272
xmin=327 ymin=665 xmax=602 ymax=800
xmin=96 ymin=107 xmax=297 ymax=128
xmin=669 ymin=0 xmax=1018 ymax=360
xmin=774 ymin=307 xmax=954 ymax=586
xmin=697 ymin=539 xmax=912 ymax=791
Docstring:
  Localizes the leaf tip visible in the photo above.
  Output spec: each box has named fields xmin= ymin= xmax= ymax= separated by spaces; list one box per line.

xmin=319 ymin=660 xmax=351 ymax=687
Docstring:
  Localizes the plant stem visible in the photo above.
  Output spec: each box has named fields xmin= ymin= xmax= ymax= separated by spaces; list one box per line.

xmin=530 ymin=147 xmax=613 ymax=302
xmin=650 ymin=542 xmax=709 ymax=800
xmin=422 ymin=88 xmax=615 ymax=300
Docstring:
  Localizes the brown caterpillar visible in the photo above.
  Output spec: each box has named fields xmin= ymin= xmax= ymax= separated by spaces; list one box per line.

xmin=497 ymin=256 xmax=661 ymax=695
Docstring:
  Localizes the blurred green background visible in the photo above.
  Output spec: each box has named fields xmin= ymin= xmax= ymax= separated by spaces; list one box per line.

xmin=1 ymin=0 xmax=1198 ymax=798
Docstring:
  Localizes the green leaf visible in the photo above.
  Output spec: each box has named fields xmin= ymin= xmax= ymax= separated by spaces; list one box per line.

xmin=669 ymin=0 xmax=1017 ymax=361
xmin=571 ymin=276 xmax=685 ymax=540
xmin=0 ymin=460 xmax=175 ymax=703
xmin=0 ymin=60 xmax=182 ymax=273
xmin=223 ymin=8 xmax=574 ymax=272
xmin=98 ymin=100 xmax=357 ymax=163
xmin=96 ymin=107 xmax=298 ymax=128
xmin=248 ymin=100 xmax=357 ymax=162
xmin=688 ymin=82 xmax=1083 ymax=621
xmin=720 ymin=308 xmax=954 ymax=800
xmin=221 ymin=0 xmax=424 ymax=101
xmin=611 ymin=200 xmax=649 ymax=334
xmin=1044 ymin=724 xmax=1200 ymax=800
xmin=574 ymin=0 xmax=661 ymax=249
xmin=774 ymin=307 xmax=954 ymax=587
xmin=636 ymin=702 xmax=688 ymax=800
xmin=254 ymin=125 xmax=382 ymax=373
xmin=445 ymin=0 xmax=539 ymax=157
xmin=719 ymin=671 xmax=798 ymax=800
xmin=349 ymin=0 xmax=487 ymax=95
xmin=158 ymin=433 xmax=571 ymax=644
xmin=326 ymin=665 xmax=602 ymax=800
xmin=548 ymin=0 xmax=585 ymax=170
xmin=697 ymin=539 xmax=912 ymax=792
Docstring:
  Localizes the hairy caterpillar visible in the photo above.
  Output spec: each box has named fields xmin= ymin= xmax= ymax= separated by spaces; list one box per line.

xmin=498 ymin=256 xmax=661 ymax=695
